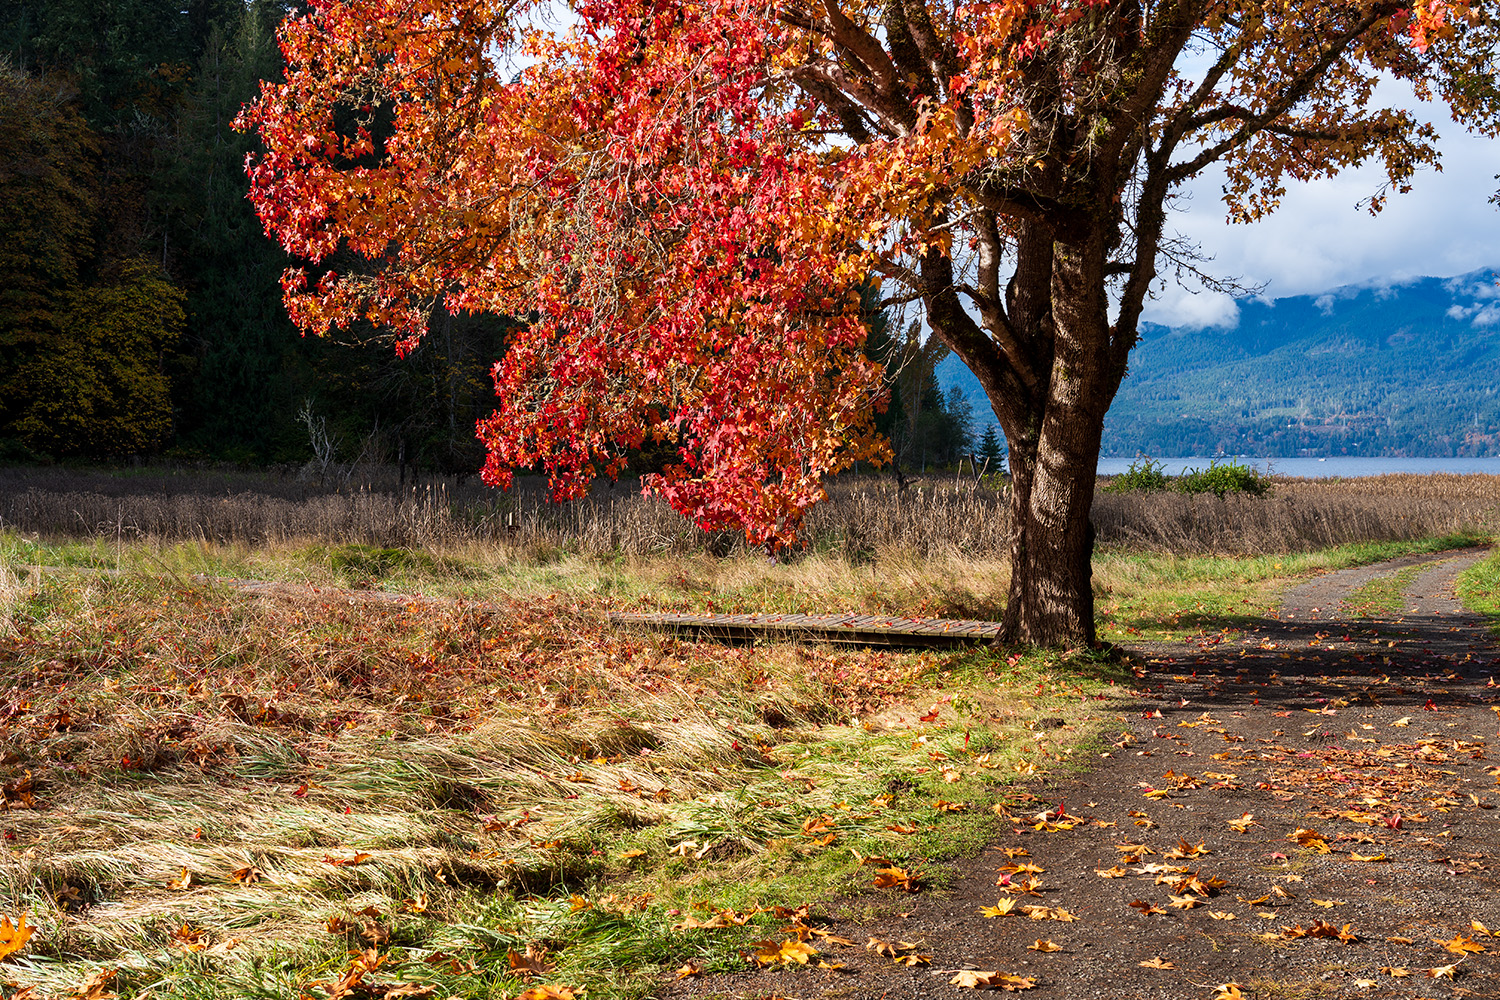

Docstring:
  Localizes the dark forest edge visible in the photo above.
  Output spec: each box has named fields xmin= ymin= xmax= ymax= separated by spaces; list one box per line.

xmin=0 ymin=1 xmax=975 ymax=481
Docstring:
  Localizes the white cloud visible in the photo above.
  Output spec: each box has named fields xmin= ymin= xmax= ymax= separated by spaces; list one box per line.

xmin=1148 ymin=289 xmax=1240 ymax=329
xmin=1473 ymin=304 xmax=1500 ymax=326
xmin=1141 ymin=77 xmax=1498 ymax=325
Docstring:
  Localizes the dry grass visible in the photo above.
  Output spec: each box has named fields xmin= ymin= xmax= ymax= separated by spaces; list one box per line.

xmin=0 ymin=571 xmax=1109 ymax=1000
xmin=0 ymin=463 xmax=1495 ymax=998
xmin=2 ymin=466 xmax=1496 ymax=559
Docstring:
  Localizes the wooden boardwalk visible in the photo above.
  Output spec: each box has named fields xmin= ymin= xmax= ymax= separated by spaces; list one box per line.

xmin=607 ymin=610 xmax=1003 ymax=649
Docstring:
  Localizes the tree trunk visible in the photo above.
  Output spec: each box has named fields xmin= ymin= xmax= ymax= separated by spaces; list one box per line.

xmin=993 ymin=241 xmax=1116 ymax=648
xmin=1000 ymin=416 xmax=1101 ymax=647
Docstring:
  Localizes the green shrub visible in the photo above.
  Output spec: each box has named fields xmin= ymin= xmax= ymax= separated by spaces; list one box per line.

xmin=1174 ymin=459 xmax=1271 ymax=498
xmin=1105 ymin=457 xmax=1169 ymax=493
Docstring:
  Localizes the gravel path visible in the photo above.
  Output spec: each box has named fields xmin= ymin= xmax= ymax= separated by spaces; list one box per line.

xmin=670 ymin=548 xmax=1500 ymax=1000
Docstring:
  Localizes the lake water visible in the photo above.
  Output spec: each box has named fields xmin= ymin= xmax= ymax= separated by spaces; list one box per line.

xmin=1096 ymin=456 xmax=1500 ymax=478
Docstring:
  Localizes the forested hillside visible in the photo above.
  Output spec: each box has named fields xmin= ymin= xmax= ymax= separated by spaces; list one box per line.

xmin=1103 ymin=271 xmax=1500 ymax=457
xmin=941 ymin=271 xmax=1500 ymax=458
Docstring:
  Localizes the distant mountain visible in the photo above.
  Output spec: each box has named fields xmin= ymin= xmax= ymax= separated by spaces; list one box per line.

xmin=936 ymin=268 xmax=1500 ymax=457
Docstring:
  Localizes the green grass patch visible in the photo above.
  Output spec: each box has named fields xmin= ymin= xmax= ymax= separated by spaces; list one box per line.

xmin=1458 ymin=547 xmax=1500 ymax=635
xmin=1340 ymin=564 xmax=1425 ymax=618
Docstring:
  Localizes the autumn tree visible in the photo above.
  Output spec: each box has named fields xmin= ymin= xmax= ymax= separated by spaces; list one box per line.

xmin=241 ymin=0 xmax=1499 ymax=645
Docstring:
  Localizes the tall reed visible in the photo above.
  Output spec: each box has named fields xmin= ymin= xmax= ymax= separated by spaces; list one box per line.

xmin=1 ymin=467 xmax=1496 ymax=557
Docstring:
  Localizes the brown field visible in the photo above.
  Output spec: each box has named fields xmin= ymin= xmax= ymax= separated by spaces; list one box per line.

xmin=1 ymin=464 xmax=1497 ymax=1000
xmin=2 ymin=465 xmax=1497 ymax=557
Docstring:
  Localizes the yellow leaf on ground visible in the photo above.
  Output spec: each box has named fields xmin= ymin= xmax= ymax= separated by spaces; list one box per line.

xmin=949 ymin=971 xmax=1037 ymax=990
xmin=1138 ymin=957 xmax=1174 ymax=969
xmin=508 ymin=943 xmax=552 ymax=978
xmin=873 ymin=867 xmax=919 ymax=892
xmin=1026 ymin=940 xmax=1062 ymax=952
xmin=979 ymin=899 xmax=1018 ymax=918
xmin=753 ymin=938 xmax=818 ymax=966
xmin=1164 ymin=838 xmax=1209 ymax=859
xmin=1208 ymin=911 xmax=1237 ymax=921
xmin=0 ymin=914 xmax=32 ymax=962
xmin=1213 ymin=985 xmax=1246 ymax=1000
xmin=1095 ymin=866 xmax=1127 ymax=878
xmin=1426 ymin=962 xmax=1460 ymax=980
xmin=1350 ymin=852 xmax=1388 ymax=862
xmin=516 ymin=987 xmax=577 ymax=1000
xmin=1437 ymin=934 xmax=1486 ymax=955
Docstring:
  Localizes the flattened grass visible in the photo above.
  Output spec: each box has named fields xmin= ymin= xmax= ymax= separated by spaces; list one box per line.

xmin=0 ymin=566 xmax=1121 ymax=1000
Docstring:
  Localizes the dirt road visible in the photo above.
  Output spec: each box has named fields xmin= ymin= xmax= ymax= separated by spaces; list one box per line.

xmin=673 ymin=548 xmax=1500 ymax=1000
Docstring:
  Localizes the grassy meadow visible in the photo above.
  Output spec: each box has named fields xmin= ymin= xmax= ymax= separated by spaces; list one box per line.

xmin=0 ymin=466 xmax=1497 ymax=1000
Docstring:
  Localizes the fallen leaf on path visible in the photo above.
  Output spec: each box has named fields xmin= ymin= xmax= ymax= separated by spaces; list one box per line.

xmin=1437 ymin=934 xmax=1486 ymax=955
xmin=1130 ymin=899 xmax=1166 ymax=915
xmin=1379 ymin=966 xmax=1410 ymax=977
xmin=979 ymin=899 xmax=1018 ymax=917
xmin=873 ymin=867 xmax=919 ymax=892
xmin=948 ymin=971 xmax=1037 ymax=991
xmin=752 ymin=939 xmax=817 ymax=966
xmin=1164 ymin=838 xmax=1209 ymax=859
xmin=1095 ymin=865 xmax=1127 ymax=878
xmin=1289 ymin=828 xmax=1331 ymax=853
xmin=1426 ymin=962 xmax=1460 ymax=979
xmin=1213 ymin=984 xmax=1245 ymax=1000
xmin=1138 ymin=957 xmax=1174 ymax=969
xmin=1026 ymin=940 xmax=1062 ymax=952
xmin=1208 ymin=911 xmax=1237 ymax=920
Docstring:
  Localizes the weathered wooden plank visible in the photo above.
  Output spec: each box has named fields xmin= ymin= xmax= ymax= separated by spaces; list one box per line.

xmin=602 ymin=607 xmax=1003 ymax=649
